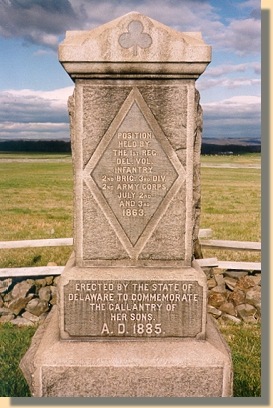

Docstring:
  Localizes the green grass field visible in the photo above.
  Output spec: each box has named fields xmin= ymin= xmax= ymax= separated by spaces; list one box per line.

xmin=0 ymin=152 xmax=261 ymax=397
xmin=0 ymin=152 xmax=261 ymax=267
xmin=201 ymin=154 xmax=261 ymax=263
xmin=0 ymin=155 xmax=73 ymax=267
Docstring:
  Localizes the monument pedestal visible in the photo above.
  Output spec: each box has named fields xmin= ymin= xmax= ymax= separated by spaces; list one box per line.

xmin=20 ymin=304 xmax=232 ymax=397
xmin=20 ymin=255 xmax=232 ymax=397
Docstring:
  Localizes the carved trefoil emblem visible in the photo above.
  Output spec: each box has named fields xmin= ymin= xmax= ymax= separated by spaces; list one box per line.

xmin=83 ymin=88 xmax=185 ymax=259
xmin=119 ymin=20 xmax=152 ymax=55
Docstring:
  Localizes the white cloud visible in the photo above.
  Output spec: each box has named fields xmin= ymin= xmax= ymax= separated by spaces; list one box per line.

xmin=238 ymin=0 xmax=261 ymax=12
xmin=0 ymin=122 xmax=70 ymax=140
xmin=203 ymin=95 xmax=260 ymax=114
xmin=202 ymin=95 xmax=261 ymax=138
xmin=205 ymin=62 xmax=261 ymax=77
xmin=1 ymin=87 xmax=73 ymax=114
xmin=198 ymin=77 xmax=261 ymax=91
xmin=0 ymin=87 xmax=73 ymax=139
xmin=0 ymin=0 xmax=261 ymax=142
xmin=0 ymin=0 xmax=261 ymax=59
xmin=212 ymin=18 xmax=260 ymax=55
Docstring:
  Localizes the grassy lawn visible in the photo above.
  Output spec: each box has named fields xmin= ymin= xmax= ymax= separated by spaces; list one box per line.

xmin=201 ymin=152 xmax=261 ymax=166
xmin=220 ymin=323 xmax=261 ymax=397
xmin=0 ymin=157 xmax=73 ymax=267
xmin=0 ymin=323 xmax=36 ymax=397
xmin=200 ymin=154 xmax=261 ymax=263
xmin=0 ymin=152 xmax=261 ymax=397
xmin=0 ymin=153 xmax=261 ymax=266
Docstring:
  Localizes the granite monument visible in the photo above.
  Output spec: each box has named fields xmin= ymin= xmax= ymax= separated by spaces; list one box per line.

xmin=20 ymin=12 xmax=233 ymax=397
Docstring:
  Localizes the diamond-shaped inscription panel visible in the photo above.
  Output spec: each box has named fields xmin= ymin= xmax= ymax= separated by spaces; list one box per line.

xmin=84 ymin=87 xmax=185 ymax=258
xmin=92 ymin=102 xmax=178 ymax=245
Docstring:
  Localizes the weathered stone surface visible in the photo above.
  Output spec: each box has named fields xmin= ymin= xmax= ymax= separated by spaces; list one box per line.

xmin=0 ymin=307 xmax=15 ymax=323
xmin=208 ymin=292 xmax=227 ymax=308
xmin=76 ymin=82 xmax=191 ymax=265
xmin=3 ymin=292 xmax=12 ymax=302
xmin=236 ymin=276 xmax=256 ymax=291
xmin=20 ymin=309 xmax=232 ymax=397
xmin=224 ymin=277 xmax=237 ymax=291
xmin=223 ymin=271 xmax=248 ymax=280
xmin=207 ymin=277 xmax=217 ymax=290
xmin=26 ymin=279 xmax=35 ymax=285
xmin=207 ymin=305 xmax=222 ymax=318
xmin=11 ymin=280 xmax=34 ymax=299
xmin=248 ymin=275 xmax=261 ymax=286
xmin=45 ymin=276 xmax=54 ymax=285
xmin=20 ymin=11 xmax=233 ymax=399
xmin=53 ymin=276 xmax=60 ymax=286
xmin=236 ymin=304 xmax=257 ymax=323
xmin=61 ymin=13 xmax=210 ymax=268
xmin=245 ymin=286 xmax=261 ymax=311
xmin=228 ymin=289 xmax=245 ymax=306
xmin=0 ymin=296 xmax=3 ymax=308
xmin=210 ymin=285 xmax=227 ymax=294
xmin=202 ymin=267 xmax=214 ymax=279
xmin=8 ymin=294 xmax=34 ymax=316
xmin=35 ymin=278 xmax=47 ymax=288
xmin=219 ymin=302 xmax=236 ymax=317
xmin=22 ymin=311 xmax=40 ymax=323
xmin=25 ymin=298 xmax=49 ymax=317
xmin=39 ymin=287 xmax=51 ymax=302
xmin=0 ymin=313 xmax=15 ymax=323
xmin=220 ymin=314 xmax=241 ymax=325
xmin=38 ymin=312 xmax=48 ymax=324
xmin=49 ymin=286 xmax=57 ymax=305
xmin=0 ymin=278 xmax=12 ymax=294
xmin=0 ymin=306 xmax=13 ymax=316
xmin=59 ymin=12 xmax=211 ymax=77
xmin=59 ymin=261 xmax=207 ymax=340
xmin=214 ymin=274 xmax=225 ymax=287
xmin=11 ymin=317 xmax=35 ymax=327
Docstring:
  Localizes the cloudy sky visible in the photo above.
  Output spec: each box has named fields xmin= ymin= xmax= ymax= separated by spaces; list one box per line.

xmin=0 ymin=0 xmax=261 ymax=141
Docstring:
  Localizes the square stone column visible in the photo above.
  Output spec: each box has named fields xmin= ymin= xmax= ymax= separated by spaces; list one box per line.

xmin=20 ymin=12 xmax=233 ymax=397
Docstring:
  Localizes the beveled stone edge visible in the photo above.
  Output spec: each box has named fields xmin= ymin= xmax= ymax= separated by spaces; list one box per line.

xmin=59 ymin=62 xmax=211 ymax=80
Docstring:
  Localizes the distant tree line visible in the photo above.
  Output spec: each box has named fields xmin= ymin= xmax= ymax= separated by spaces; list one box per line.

xmin=201 ymin=143 xmax=261 ymax=155
xmin=0 ymin=140 xmax=71 ymax=153
xmin=0 ymin=140 xmax=261 ymax=155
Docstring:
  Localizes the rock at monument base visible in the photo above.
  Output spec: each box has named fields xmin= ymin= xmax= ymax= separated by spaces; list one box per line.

xmin=20 ymin=307 xmax=232 ymax=397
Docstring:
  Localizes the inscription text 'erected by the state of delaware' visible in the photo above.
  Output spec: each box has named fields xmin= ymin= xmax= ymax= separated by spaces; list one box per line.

xmin=64 ymin=280 xmax=203 ymax=338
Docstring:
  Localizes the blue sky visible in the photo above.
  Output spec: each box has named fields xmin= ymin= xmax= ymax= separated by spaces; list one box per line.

xmin=0 ymin=0 xmax=261 ymax=141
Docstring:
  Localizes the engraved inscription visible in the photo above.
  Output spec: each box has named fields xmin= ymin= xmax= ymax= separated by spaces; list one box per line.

xmin=119 ymin=20 xmax=152 ymax=56
xmin=64 ymin=280 xmax=203 ymax=337
xmin=92 ymin=102 xmax=178 ymax=245
xmin=83 ymin=88 xmax=185 ymax=259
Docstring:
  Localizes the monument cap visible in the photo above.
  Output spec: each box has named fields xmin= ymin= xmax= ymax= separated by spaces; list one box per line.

xmin=58 ymin=12 xmax=211 ymax=79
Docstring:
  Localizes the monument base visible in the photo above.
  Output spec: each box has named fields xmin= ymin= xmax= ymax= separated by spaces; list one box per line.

xmin=20 ymin=307 xmax=233 ymax=397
